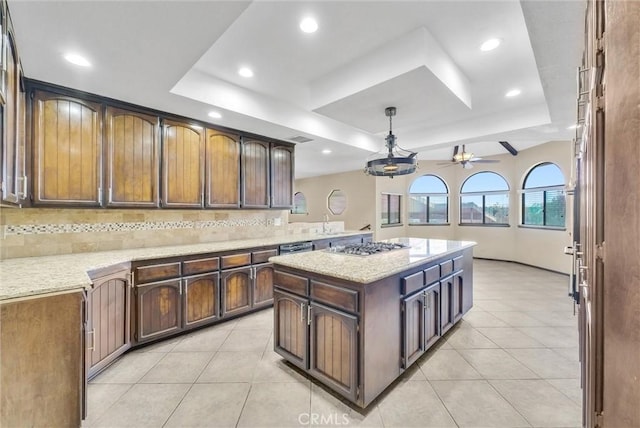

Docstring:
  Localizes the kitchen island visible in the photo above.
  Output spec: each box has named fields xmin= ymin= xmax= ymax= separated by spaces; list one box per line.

xmin=269 ymin=237 xmax=475 ymax=408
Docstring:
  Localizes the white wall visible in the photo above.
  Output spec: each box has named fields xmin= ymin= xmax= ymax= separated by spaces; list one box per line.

xmin=293 ymin=141 xmax=573 ymax=273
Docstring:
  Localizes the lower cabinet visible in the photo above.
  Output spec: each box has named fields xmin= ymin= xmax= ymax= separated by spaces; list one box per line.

xmin=402 ymin=282 xmax=440 ymax=368
xmin=273 ymin=289 xmax=308 ymax=370
xmin=440 ymin=270 xmax=464 ymax=335
xmin=183 ymin=272 xmax=220 ymax=329
xmin=253 ymin=263 xmax=274 ymax=307
xmin=221 ymin=266 xmax=252 ymax=316
xmin=86 ymin=270 xmax=132 ymax=379
xmin=136 ymin=279 xmax=182 ymax=343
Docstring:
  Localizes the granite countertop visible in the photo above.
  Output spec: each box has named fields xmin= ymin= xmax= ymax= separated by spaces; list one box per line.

xmin=0 ymin=231 xmax=369 ymax=302
xmin=269 ymin=237 xmax=476 ymax=284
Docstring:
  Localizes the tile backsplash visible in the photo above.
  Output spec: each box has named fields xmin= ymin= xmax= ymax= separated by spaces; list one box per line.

xmin=0 ymin=207 xmax=289 ymax=259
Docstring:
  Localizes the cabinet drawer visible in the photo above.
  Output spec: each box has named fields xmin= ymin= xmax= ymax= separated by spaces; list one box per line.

xmin=311 ymin=281 xmax=358 ymax=314
xmin=402 ymin=271 xmax=425 ymax=295
xmin=440 ymin=260 xmax=453 ymax=277
xmin=135 ymin=262 xmax=181 ymax=284
xmin=220 ymin=253 xmax=251 ymax=269
xmin=274 ymin=271 xmax=308 ymax=296
xmin=183 ymin=257 xmax=219 ymax=275
xmin=424 ymin=265 xmax=440 ymax=286
xmin=252 ymin=248 xmax=278 ymax=264
xmin=452 ymin=255 xmax=464 ymax=272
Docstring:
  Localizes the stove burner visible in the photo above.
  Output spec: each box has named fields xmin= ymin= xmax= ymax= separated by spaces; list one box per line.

xmin=329 ymin=241 xmax=410 ymax=256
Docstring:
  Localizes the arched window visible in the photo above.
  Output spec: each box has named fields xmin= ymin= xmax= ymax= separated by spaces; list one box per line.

xmin=291 ymin=192 xmax=307 ymax=214
xmin=522 ymin=162 xmax=565 ymax=227
xmin=460 ymin=172 xmax=510 ymax=225
xmin=408 ymin=175 xmax=449 ymax=224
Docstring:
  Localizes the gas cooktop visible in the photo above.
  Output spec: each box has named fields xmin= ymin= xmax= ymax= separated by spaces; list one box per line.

xmin=328 ymin=241 xmax=410 ymax=256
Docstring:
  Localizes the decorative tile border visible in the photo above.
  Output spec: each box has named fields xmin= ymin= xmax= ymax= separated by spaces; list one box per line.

xmin=4 ymin=218 xmax=273 ymax=236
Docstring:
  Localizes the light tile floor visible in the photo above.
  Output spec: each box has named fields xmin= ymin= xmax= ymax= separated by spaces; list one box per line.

xmin=83 ymin=260 xmax=582 ymax=427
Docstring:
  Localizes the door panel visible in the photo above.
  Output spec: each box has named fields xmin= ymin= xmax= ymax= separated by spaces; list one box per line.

xmin=273 ymin=289 xmax=307 ymax=370
xmin=162 ymin=119 xmax=203 ymax=207
xmin=136 ymin=279 xmax=182 ymax=342
xmin=241 ymin=139 xmax=269 ymax=207
xmin=270 ymin=145 xmax=293 ymax=208
xmin=402 ymin=291 xmax=425 ymax=368
xmin=221 ymin=267 xmax=251 ymax=316
xmin=253 ymin=263 xmax=274 ymax=307
xmin=440 ymin=276 xmax=454 ymax=334
xmin=205 ymin=130 xmax=240 ymax=208
xmin=424 ymin=282 xmax=441 ymax=350
xmin=183 ymin=272 xmax=219 ymax=329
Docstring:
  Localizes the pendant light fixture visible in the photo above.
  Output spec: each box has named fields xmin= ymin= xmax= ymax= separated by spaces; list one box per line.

xmin=364 ymin=107 xmax=417 ymax=178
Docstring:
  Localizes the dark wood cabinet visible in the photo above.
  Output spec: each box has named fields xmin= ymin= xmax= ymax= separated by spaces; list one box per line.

xmin=135 ymin=279 xmax=182 ymax=343
xmin=273 ymin=289 xmax=308 ymax=370
xmin=161 ymin=119 xmax=203 ymax=208
xmin=440 ymin=275 xmax=454 ymax=335
xmin=205 ymin=129 xmax=240 ymax=208
xmin=32 ymin=91 xmax=102 ymax=206
xmin=309 ymin=302 xmax=359 ymax=402
xmin=105 ymin=106 xmax=159 ymax=207
xmin=183 ymin=272 xmax=220 ymax=329
xmin=424 ymin=282 xmax=441 ymax=349
xmin=270 ymin=144 xmax=293 ymax=208
xmin=241 ymin=139 xmax=269 ymax=207
xmin=221 ymin=266 xmax=252 ymax=316
xmin=253 ymin=263 xmax=274 ymax=307
xmin=452 ymin=271 xmax=464 ymax=322
xmin=402 ymin=290 xmax=425 ymax=368
xmin=86 ymin=270 xmax=131 ymax=379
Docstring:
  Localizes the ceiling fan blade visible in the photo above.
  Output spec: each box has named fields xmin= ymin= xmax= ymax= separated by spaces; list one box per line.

xmin=499 ymin=141 xmax=518 ymax=156
xmin=436 ymin=161 xmax=454 ymax=165
xmin=463 ymin=162 xmax=474 ymax=169
xmin=452 ymin=145 xmax=459 ymax=160
xmin=471 ymin=159 xmax=500 ymax=163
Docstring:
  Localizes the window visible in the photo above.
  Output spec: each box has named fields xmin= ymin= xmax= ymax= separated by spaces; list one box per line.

xmin=408 ymin=175 xmax=449 ymax=224
xmin=381 ymin=193 xmax=402 ymax=226
xmin=460 ymin=172 xmax=510 ymax=225
xmin=522 ymin=162 xmax=566 ymax=228
xmin=291 ymin=192 xmax=307 ymax=214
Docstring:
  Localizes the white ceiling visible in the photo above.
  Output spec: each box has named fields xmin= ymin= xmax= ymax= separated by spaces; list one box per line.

xmin=9 ymin=0 xmax=585 ymax=179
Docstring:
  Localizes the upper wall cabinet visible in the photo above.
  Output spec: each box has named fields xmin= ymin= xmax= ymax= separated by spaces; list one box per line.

xmin=161 ymin=119 xmax=204 ymax=208
xmin=241 ymin=139 xmax=270 ymax=208
xmin=205 ymin=129 xmax=240 ymax=208
xmin=105 ymin=106 xmax=160 ymax=207
xmin=32 ymin=91 xmax=102 ymax=206
xmin=270 ymin=144 xmax=293 ymax=208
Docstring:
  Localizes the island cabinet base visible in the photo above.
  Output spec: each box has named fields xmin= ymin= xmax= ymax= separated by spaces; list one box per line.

xmin=272 ymin=247 xmax=473 ymax=408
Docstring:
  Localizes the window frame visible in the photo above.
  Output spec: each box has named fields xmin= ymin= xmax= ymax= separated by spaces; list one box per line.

xmin=521 ymin=163 xmax=566 ymax=229
xmin=408 ymin=175 xmax=450 ymax=226
xmin=380 ymin=192 xmax=402 ymax=227
xmin=459 ymin=172 xmax=510 ymax=227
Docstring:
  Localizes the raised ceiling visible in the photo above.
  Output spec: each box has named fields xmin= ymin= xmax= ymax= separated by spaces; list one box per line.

xmin=9 ymin=0 xmax=585 ymax=179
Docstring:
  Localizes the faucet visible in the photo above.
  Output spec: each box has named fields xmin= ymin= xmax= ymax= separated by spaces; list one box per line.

xmin=322 ymin=213 xmax=329 ymax=234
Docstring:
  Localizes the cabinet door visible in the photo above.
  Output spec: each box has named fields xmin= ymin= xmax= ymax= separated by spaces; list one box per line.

xmin=273 ymin=289 xmax=308 ymax=370
xmin=105 ymin=106 xmax=159 ymax=207
xmin=402 ymin=291 xmax=425 ymax=368
xmin=253 ymin=263 xmax=274 ymax=307
xmin=183 ymin=272 xmax=220 ymax=329
xmin=86 ymin=271 xmax=131 ymax=379
xmin=205 ymin=129 xmax=240 ymax=208
xmin=221 ymin=266 xmax=252 ymax=316
xmin=161 ymin=119 xmax=203 ymax=207
xmin=32 ymin=90 xmax=102 ymax=206
xmin=270 ymin=144 xmax=293 ymax=208
xmin=309 ymin=302 xmax=359 ymax=402
xmin=241 ymin=139 xmax=269 ymax=207
xmin=440 ymin=276 xmax=454 ymax=335
xmin=424 ymin=282 xmax=441 ymax=350
xmin=136 ymin=279 xmax=182 ymax=343
xmin=452 ymin=270 xmax=464 ymax=322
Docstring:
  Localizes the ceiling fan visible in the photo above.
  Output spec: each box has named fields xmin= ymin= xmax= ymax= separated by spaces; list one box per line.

xmin=437 ymin=144 xmax=501 ymax=169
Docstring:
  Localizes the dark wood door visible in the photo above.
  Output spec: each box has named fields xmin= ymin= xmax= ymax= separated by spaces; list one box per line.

xmin=309 ymin=302 xmax=358 ymax=403
xmin=183 ymin=272 xmax=219 ymax=329
xmin=273 ymin=289 xmax=308 ymax=370
xmin=270 ymin=144 xmax=293 ymax=208
xmin=161 ymin=119 xmax=203 ymax=207
xmin=221 ymin=266 xmax=252 ymax=316
xmin=205 ymin=129 xmax=240 ymax=208
xmin=241 ymin=139 xmax=269 ymax=207
xmin=402 ymin=290 xmax=425 ymax=368
xmin=136 ymin=279 xmax=182 ymax=343
xmin=440 ymin=276 xmax=454 ymax=335
xmin=105 ymin=106 xmax=159 ymax=207
xmin=32 ymin=90 xmax=102 ymax=206
xmin=86 ymin=270 xmax=131 ymax=379
xmin=452 ymin=271 xmax=464 ymax=322
xmin=253 ymin=263 xmax=274 ymax=307
xmin=424 ymin=282 xmax=441 ymax=350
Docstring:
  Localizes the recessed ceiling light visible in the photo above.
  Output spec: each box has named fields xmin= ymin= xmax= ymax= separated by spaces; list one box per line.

xmin=480 ymin=38 xmax=501 ymax=52
xmin=64 ymin=53 xmax=91 ymax=67
xmin=505 ymin=89 xmax=521 ymax=97
xmin=322 ymin=149 xmax=332 ymax=154
xmin=238 ymin=67 xmax=253 ymax=78
xmin=208 ymin=111 xmax=222 ymax=119
xmin=299 ymin=17 xmax=318 ymax=33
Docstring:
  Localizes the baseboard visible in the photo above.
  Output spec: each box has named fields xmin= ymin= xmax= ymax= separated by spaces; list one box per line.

xmin=472 ymin=257 xmax=570 ymax=277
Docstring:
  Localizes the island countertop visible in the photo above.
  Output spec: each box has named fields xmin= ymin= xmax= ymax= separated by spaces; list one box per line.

xmin=269 ymin=237 xmax=476 ymax=284
xmin=0 ymin=231 xmax=369 ymax=301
